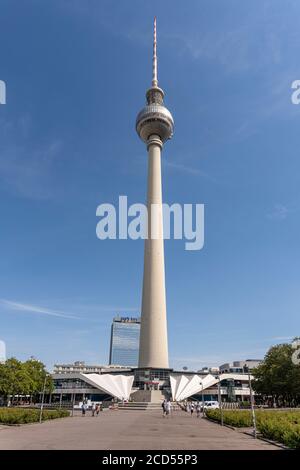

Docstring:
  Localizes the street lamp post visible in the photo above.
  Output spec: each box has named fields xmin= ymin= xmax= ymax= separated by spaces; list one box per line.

xmin=39 ymin=375 xmax=47 ymax=424
xmin=217 ymin=376 xmax=224 ymax=426
xmin=71 ymin=392 xmax=75 ymax=417
xmin=247 ymin=369 xmax=257 ymax=438
xmin=201 ymin=382 xmax=205 ymax=418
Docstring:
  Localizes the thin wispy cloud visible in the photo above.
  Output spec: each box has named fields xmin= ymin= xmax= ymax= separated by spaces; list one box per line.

xmin=0 ymin=299 xmax=81 ymax=320
xmin=172 ymin=347 xmax=267 ymax=368
xmin=0 ymin=115 xmax=62 ymax=200
xmin=0 ymin=298 xmax=139 ymax=321
xmin=164 ymin=160 xmax=216 ymax=182
xmin=49 ymin=301 xmax=140 ymax=314
xmin=268 ymin=336 xmax=294 ymax=341
xmin=161 ymin=18 xmax=282 ymax=76
xmin=92 ymin=306 xmax=139 ymax=313
xmin=267 ymin=204 xmax=293 ymax=220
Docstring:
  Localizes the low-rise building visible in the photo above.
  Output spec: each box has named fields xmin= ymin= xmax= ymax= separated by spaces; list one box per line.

xmin=49 ymin=358 xmax=263 ymax=405
xmin=53 ymin=361 xmax=131 ymax=375
xmin=219 ymin=359 xmax=262 ymax=374
xmin=198 ymin=366 xmax=220 ymax=374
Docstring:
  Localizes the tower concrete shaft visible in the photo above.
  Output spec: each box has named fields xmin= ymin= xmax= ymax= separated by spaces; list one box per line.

xmin=136 ymin=18 xmax=174 ymax=369
xmin=138 ymin=135 xmax=169 ymax=368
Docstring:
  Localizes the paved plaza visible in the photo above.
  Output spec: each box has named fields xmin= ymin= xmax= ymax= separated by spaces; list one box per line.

xmin=0 ymin=410 xmax=281 ymax=450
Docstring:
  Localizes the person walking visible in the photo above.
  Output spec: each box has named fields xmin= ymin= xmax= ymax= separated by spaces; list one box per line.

xmin=165 ymin=400 xmax=172 ymax=418
xmin=81 ymin=402 xmax=86 ymax=417
xmin=162 ymin=399 xmax=167 ymax=417
xmin=190 ymin=403 xmax=194 ymax=416
xmin=95 ymin=403 xmax=100 ymax=416
xmin=92 ymin=403 xmax=96 ymax=417
xmin=196 ymin=402 xmax=201 ymax=418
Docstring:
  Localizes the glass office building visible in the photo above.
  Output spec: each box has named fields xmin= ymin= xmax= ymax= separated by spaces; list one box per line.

xmin=109 ymin=316 xmax=141 ymax=367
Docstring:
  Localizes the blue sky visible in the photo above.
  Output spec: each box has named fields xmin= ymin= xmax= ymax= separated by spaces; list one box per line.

xmin=0 ymin=0 xmax=299 ymax=371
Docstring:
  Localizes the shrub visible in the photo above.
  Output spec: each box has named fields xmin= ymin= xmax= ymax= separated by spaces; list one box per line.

xmin=239 ymin=401 xmax=251 ymax=408
xmin=205 ymin=409 xmax=300 ymax=448
xmin=0 ymin=408 xmax=69 ymax=424
xmin=206 ymin=409 xmax=252 ymax=427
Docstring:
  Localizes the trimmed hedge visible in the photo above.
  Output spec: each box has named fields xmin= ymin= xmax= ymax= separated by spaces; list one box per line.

xmin=206 ymin=409 xmax=300 ymax=449
xmin=206 ymin=409 xmax=253 ymax=427
xmin=0 ymin=408 xmax=70 ymax=424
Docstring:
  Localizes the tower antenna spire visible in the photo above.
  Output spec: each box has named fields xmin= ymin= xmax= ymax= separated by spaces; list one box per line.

xmin=152 ymin=16 xmax=158 ymax=87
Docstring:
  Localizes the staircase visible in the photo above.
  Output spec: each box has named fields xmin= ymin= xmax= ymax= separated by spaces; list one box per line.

xmin=130 ymin=389 xmax=165 ymax=403
xmin=117 ymin=401 xmax=163 ymax=411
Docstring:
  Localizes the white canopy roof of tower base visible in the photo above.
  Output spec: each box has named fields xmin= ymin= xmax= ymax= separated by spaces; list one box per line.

xmin=170 ymin=373 xmax=253 ymax=402
xmin=81 ymin=374 xmax=134 ymax=401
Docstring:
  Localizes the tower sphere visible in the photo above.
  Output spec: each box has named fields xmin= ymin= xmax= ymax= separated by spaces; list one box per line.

xmin=136 ymin=89 xmax=174 ymax=144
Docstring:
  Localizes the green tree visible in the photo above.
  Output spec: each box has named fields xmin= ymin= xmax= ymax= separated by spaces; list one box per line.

xmin=23 ymin=358 xmax=53 ymax=402
xmin=0 ymin=358 xmax=31 ymax=403
xmin=0 ymin=357 xmax=53 ymax=405
xmin=252 ymin=341 xmax=300 ymax=407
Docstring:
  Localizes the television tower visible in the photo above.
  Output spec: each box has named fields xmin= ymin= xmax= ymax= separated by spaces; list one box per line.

xmin=136 ymin=18 xmax=174 ymax=369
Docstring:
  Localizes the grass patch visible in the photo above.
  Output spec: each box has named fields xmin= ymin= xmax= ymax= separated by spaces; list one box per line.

xmin=0 ymin=408 xmax=70 ymax=424
xmin=206 ymin=409 xmax=300 ymax=449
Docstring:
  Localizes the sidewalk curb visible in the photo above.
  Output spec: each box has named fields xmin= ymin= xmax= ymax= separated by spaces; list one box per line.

xmin=242 ymin=431 xmax=290 ymax=450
